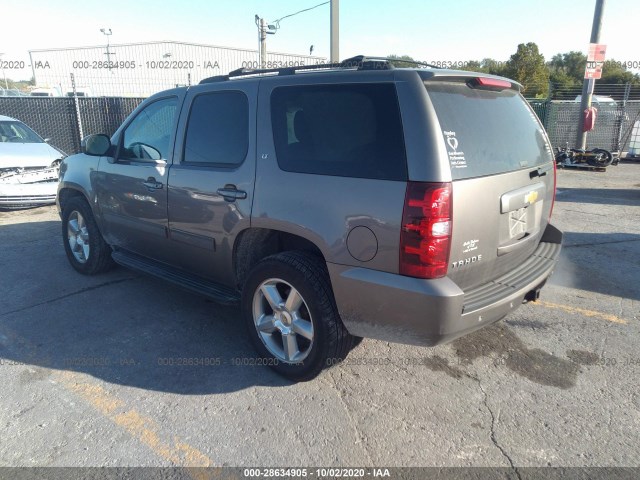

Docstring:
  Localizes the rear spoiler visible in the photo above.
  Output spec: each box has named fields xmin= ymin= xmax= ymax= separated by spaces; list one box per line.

xmin=419 ymin=71 xmax=522 ymax=92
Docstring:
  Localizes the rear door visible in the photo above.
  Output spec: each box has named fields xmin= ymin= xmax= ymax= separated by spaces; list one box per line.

xmin=166 ymin=82 xmax=256 ymax=283
xmin=424 ymin=79 xmax=555 ymax=290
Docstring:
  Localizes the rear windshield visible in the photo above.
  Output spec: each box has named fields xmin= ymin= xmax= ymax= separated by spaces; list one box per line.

xmin=425 ymin=82 xmax=552 ymax=180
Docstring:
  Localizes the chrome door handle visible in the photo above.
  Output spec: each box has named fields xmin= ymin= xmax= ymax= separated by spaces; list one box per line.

xmin=143 ymin=177 xmax=163 ymax=191
xmin=217 ymin=186 xmax=247 ymax=201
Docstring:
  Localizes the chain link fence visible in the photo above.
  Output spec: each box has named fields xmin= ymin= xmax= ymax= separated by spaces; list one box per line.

xmin=0 ymin=96 xmax=143 ymax=154
xmin=526 ymin=82 xmax=640 ymax=153
xmin=542 ymin=101 xmax=640 ymax=152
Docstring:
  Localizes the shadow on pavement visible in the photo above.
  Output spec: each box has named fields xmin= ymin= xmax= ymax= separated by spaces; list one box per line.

xmin=0 ymin=219 xmax=291 ymax=394
xmin=555 ymin=187 xmax=640 ymax=207
xmin=550 ymin=231 xmax=640 ymax=301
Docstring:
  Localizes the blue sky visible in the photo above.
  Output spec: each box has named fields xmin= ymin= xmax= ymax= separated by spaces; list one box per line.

xmin=1 ymin=0 xmax=638 ymax=80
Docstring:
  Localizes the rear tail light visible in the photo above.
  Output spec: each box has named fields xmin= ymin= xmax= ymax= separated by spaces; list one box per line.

xmin=400 ymin=182 xmax=452 ymax=279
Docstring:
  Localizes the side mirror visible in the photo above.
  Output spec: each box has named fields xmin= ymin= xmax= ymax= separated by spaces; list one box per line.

xmin=81 ymin=134 xmax=111 ymax=156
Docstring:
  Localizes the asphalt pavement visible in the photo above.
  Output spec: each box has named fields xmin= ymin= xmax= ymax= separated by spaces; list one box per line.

xmin=0 ymin=162 xmax=639 ymax=472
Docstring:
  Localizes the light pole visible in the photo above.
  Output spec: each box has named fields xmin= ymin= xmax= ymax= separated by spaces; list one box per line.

xmin=100 ymin=28 xmax=115 ymax=71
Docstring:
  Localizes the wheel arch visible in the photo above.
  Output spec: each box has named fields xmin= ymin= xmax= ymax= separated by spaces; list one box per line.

xmin=233 ymin=227 xmax=327 ymax=289
xmin=57 ymin=184 xmax=107 ymax=237
xmin=57 ymin=185 xmax=89 ymax=212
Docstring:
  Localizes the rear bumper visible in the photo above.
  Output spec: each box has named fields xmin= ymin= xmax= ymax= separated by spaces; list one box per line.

xmin=328 ymin=225 xmax=562 ymax=346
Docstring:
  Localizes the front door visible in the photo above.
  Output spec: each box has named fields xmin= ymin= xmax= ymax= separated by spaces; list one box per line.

xmin=95 ymin=95 xmax=181 ymax=262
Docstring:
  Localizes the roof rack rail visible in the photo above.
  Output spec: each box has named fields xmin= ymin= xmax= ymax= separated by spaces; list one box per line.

xmin=199 ymin=55 xmax=439 ymax=84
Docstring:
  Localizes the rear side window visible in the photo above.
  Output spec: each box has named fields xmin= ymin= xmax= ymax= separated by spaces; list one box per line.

xmin=271 ymin=83 xmax=407 ymax=181
xmin=183 ymin=91 xmax=249 ymax=166
xmin=426 ymin=82 xmax=553 ymax=180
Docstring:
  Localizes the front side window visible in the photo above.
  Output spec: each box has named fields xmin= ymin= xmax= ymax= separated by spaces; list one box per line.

xmin=120 ymin=97 xmax=178 ymax=161
xmin=183 ymin=91 xmax=249 ymax=166
xmin=271 ymin=83 xmax=407 ymax=181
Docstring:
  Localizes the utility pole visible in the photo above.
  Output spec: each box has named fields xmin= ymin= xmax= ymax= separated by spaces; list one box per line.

xmin=330 ymin=0 xmax=339 ymax=62
xmin=260 ymin=17 xmax=267 ymax=69
xmin=255 ymin=15 xmax=275 ymax=69
xmin=576 ymin=0 xmax=605 ymax=149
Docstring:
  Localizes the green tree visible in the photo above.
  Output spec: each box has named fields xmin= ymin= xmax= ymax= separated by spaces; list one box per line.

xmin=454 ymin=58 xmax=510 ymax=76
xmin=600 ymin=60 xmax=640 ymax=85
xmin=505 ymin=42 xmax=549 ymax=97
xmin=548 ymin=51 xmax=586 ymax=86
xmin=480 ymin=58 xmax=509 ymax=76
xmin=547 ymin=52 xmax=640 ymax=87
xmin=462 ymin=60 xmax=483 ymax=72
xmin=1 ymin=77 xmax=34 ymax=93
xmin=386 ymin=54 xmax=418 ymax=68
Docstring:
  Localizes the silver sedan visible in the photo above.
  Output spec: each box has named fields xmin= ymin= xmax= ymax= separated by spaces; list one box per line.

xmin=0 ymin=115 xmax=66 ymax=208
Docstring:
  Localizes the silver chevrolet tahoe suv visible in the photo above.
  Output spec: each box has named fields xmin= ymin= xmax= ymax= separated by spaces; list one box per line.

xmin=57 ymin=56 xmax=562 ymax=381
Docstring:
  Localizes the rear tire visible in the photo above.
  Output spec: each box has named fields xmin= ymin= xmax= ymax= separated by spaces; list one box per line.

xmin=241 ymin=251 xmax=354 ymax=382
xmin=587 ymin=148 xmax=613 ymax=167
xmin=61 ymin=197 xmax=115 ymax=275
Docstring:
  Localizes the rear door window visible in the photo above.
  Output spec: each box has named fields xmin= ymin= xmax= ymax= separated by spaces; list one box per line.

xmin=425 ymin=82 xmax=552 ymax=180
xmin=183 ymin=91 xmax=249 ymax=166
xmin=271 ymin=83 xmax=407 ymax=181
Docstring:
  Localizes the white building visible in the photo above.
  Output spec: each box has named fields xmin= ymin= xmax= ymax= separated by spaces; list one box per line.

xmin=29 ymin=40 xmax=325 ymax=97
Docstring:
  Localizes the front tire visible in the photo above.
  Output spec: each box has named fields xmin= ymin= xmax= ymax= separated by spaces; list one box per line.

xmin=61 ymin=197 xmax=115 ymax=275
xmin=241 ymin=252 xmax=353 ymax=381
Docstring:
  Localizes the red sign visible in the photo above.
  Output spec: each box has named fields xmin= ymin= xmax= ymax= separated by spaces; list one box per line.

xmin=585 ymin=43 xmax=607 ymax=79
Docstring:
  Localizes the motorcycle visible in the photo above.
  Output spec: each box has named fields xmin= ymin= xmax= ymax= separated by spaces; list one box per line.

xmin=555 ymin=144 xmax=615 ymax=168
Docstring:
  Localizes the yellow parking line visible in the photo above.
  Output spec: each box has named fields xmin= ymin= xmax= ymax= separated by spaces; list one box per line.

xmin=58 ymin=371 xmax=215 ymax=474
xmin=2 ymin=327 xmax=229 ymax=479
xmin=535 ymin=301 xmax=628 ymax=324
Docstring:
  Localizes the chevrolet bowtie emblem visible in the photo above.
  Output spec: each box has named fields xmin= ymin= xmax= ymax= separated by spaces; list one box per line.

xmin=524 ymin=191 xmax=539 ymax=204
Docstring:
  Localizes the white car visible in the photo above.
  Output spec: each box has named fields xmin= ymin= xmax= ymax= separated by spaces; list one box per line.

xmin=0 ymin=115 xmax=66 ymax=172
xmin=64 ymin=87 xmax=93 ymax=97
xmin=0 ymin=115 xmax=65 ymax=208
xmin=574 ymin=95 xmax=617 ymax=106
xmin=30 ymin=87 xmax=62 ymax=97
